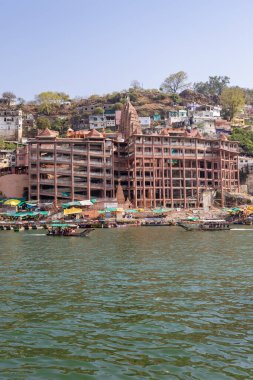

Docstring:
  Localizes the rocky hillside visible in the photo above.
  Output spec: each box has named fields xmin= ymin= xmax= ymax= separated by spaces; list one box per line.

xmin=3 ymin=88 xmax=211 ymax=137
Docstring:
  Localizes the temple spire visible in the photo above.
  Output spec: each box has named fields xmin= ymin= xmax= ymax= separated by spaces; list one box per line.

xmin=119 ymin=99 xmax=142 ymax=139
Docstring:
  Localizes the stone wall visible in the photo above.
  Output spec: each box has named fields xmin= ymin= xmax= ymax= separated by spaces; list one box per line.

xmin=0 ymin=174 xmax=28 ymax=198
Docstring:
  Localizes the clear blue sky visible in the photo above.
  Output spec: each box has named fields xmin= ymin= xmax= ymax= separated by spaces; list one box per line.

xmin=1 ymin=0 xmax=253 ymax=100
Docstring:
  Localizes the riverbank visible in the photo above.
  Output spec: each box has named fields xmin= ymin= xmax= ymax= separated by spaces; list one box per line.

xmin=1 ymin=205 xmax=253 ymax=231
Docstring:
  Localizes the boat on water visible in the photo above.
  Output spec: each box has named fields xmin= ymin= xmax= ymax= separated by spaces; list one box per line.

xmin=178 ymin=219 xmax=230 ymax=231
xmin=141 ymin=217 xmax=174 ymax=227
xmin=47 ymin=223 xmax=94 ymax=237
xmin=141 ymin=222 xmax=173 ymax=227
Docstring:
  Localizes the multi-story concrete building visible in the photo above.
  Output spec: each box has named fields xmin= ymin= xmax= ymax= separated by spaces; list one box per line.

xmin=120 ymin=133 xmax=239 ymax=208
xmin=28 ymin=128 xmax=114 ymax=203
xmin=0 ymin=109 xmax=22 ymax=142
xmin=116 ymin=101 xmax=239 ymax=208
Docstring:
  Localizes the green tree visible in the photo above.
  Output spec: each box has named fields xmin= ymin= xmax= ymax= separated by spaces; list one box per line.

xmin=220 ymin=87 xmax=245 ymax=120
xmin=113 ymin=102 xmax=123 ymax=110
xmin=93 ymin=107 xmax=104 ymax=115
xmin=171 ymin=93 xmax=182 ymax=104
xmin=242 ymin=88 xmax=253 ymax=105
xmin=51 ymin=118 xmax=69 ymax=136
xmin=129 ymin=92 xmax=138 ymax=102
xmin=230 ymin=128 xmax=253 ymax=155
xmin=130 ymin=80 xmax=142 ymax=89
xmin=160 ymin=71 xmax=190 ymax=94
xmin=36 ymin=91 xmax=69 ymax=115
xmin=36 ymin=117 xmax=51 ymax=130
xmin=52 ymin=118 xmax=63 ymax=132
xmin=194 ymin=76 xmax=230 ymax=99
xmin=0 ymin=139 xmax=16 ymax=149
xmin=107 ymin=92 xmax=122 ymax=103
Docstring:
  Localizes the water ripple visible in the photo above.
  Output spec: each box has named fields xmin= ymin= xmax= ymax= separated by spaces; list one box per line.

xmin=0 ymin=228 xmax=253 ymax=379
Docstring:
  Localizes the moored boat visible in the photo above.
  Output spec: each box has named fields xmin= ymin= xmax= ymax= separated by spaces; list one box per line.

xmin=47 ymin=223 xmax=94 ymax=237
xmin=178 ymin=219 xmax=230 ymax=231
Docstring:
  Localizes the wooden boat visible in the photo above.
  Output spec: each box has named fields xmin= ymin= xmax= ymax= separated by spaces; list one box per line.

xmin=178 ymin=219 xmax=230 ymax=231
xmin=47 ymin=223 xmax=94 ymax=237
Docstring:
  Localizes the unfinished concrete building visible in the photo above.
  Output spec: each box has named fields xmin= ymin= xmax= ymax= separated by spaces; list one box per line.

xmin=28 ymin=128 xmax=114 ymax=203
xmin=121 ymin=133 xmax=239 ymax=208
xmin=115 ymin=101 xmax=240 ymax=208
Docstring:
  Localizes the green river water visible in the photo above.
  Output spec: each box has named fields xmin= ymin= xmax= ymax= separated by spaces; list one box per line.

xmin=0 ymin=227 xmax=253 ymax=379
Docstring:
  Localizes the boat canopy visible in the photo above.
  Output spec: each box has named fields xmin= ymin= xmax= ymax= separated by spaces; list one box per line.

xmin=63 ymin=207 xmax=82 ymax=215
xmin=62 ymin=200 xmax=93 ymax=208
xmin=152 ymin=208 xmax=171 ymax=213
xmin=4 ymin=199 xmax=24 ymax=206
xmin=4 ymin=211 xmax=49 ymax=218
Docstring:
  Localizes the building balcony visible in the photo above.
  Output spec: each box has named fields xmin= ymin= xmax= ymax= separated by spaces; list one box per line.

xmin=38 ymin=189 xmax=56 ymax=196
xmin=39 ymin=147 xmax=54 ymax=152
xmin=38 ymin=167 xmax=55 ymax=173
xmin=40 ymin=156 xmax=56 ymax=162
xmin=89 ymin=161 xmax=112 ymax=167
xmin=73 ymin=170 xmax=87 ymax=176
xmin=55 ymin=158 xmax=72 ymax=164
xmin=56 ymin=168 xmax=71 ymax=174
xmin=73 ymin=159 xmax=88 ymax=165
xmin=90 ymin=172 xmax=107 ymax=177
xmin=72 ymin=149 xmax=88 ymax=154
xmin=89 ymin=150 xmax=104 ymax=155
xmin=74 ymin=182 xmax=87 ymax=188
xmin=39 ymin=179 xmax=54 ymax=185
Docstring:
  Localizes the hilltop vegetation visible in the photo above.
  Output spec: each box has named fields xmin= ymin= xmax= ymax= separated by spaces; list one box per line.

xmin=2 ymin=71 xmax=253 ymax=141
xmin=230 ymin=128 xmax=253 ymax=155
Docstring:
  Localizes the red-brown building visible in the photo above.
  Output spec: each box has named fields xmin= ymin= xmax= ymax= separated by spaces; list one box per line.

xmin=28 ymin=128 xmax=114 ymax=203
xmin=115 ymin=133 xmax=239 ymax=208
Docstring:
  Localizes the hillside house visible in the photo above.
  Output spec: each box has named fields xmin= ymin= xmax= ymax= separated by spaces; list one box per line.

xmin=167 ymin=109 xmax=188 ymax=126
xmin=139 ymin=117 xmax=151 ymax=128
xmin=89 ymin=115 xmax=106 ymax=129
xmin=0 ymin=109 xmax=22 ymax=142
xmin=190 ymin=105 xmax=221 ymax=120
xmin=0 ymin=149 xmax=16 ymax=169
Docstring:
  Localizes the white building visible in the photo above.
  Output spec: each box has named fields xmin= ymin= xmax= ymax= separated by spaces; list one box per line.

xmin=0 ymin=149 xmax=16 ymax=169
xmin=167 ymin=110 xmax=188 ymax=126
xmin=89 ymin=115 xmax=105 ymax=129
xmin=139 ymin=117 xmax=151 ymax=127
xmin=89 ymin=112 xmax=118 ymax=130
xmin=79 ymin=103 xmax=113 ymax=113
xmin=239 ymin=156 xmax=253 ymax=171
xmin=194 ymin=119 xmax=216 ymax=135
xmin=0 ymin=109 xmax=22 ymax=142
xmin=191 ymin=105 xmax=221 ymax=119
